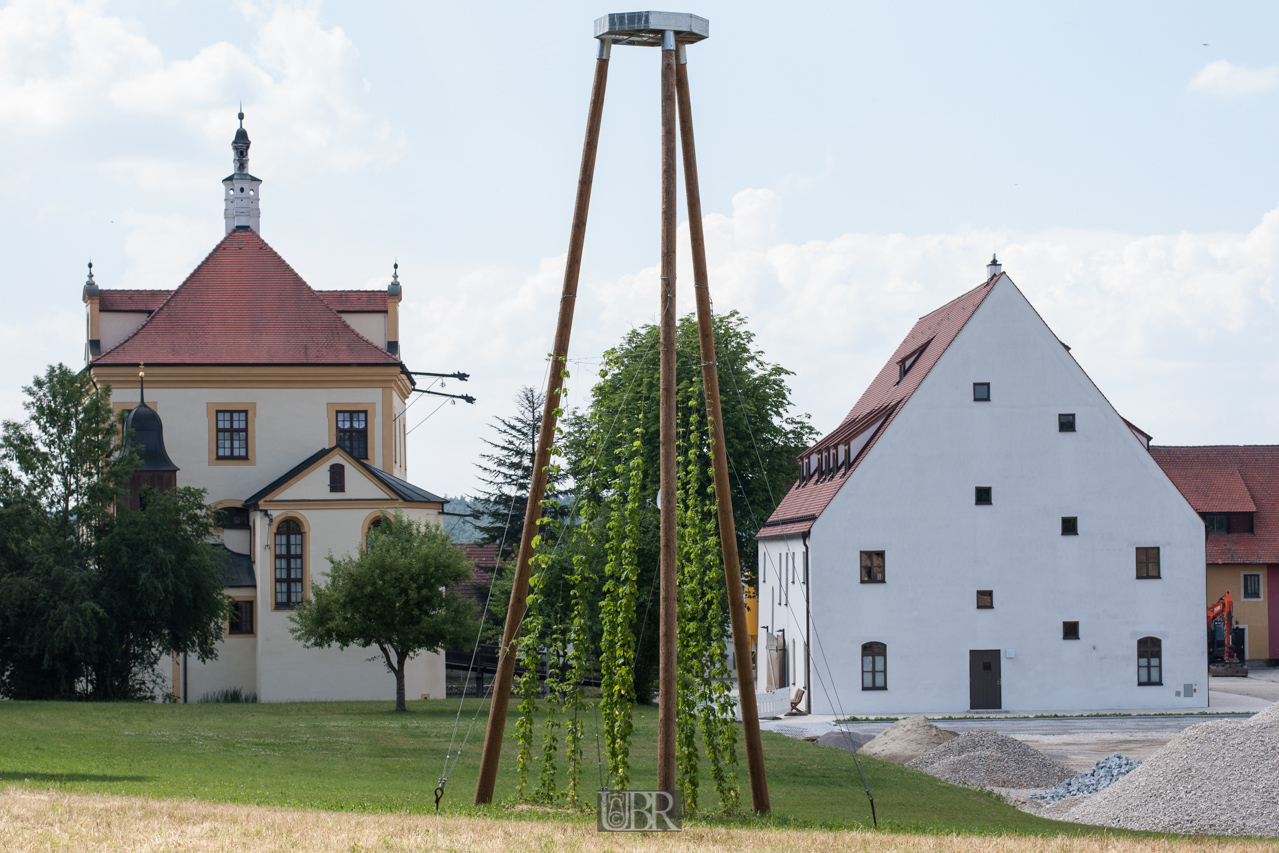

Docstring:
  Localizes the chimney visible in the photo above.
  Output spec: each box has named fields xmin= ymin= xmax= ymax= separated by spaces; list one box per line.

xmin=987 ymin=254 xmax=1002 ymax=280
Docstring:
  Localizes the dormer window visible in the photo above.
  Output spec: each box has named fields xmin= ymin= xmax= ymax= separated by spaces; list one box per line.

xmin=329 ymin=463 xmax=346 ymax=493
xmin=896 ymin=341 xmax=930 ymax=384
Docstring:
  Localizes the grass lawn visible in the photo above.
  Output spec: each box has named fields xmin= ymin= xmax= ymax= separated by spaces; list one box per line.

xmin=0 ymin=698 xmax=1142 ymax=837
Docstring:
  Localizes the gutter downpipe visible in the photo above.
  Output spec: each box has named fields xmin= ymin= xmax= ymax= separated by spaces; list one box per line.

xmin=802 ymin=532 xmax=811 ymax=714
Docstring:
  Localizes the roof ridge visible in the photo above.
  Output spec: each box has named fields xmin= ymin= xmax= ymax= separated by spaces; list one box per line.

xmin=97 ymin=231 xmax=239 ymax=360
xmin=250 ymin=234 xmax=394 ymax=361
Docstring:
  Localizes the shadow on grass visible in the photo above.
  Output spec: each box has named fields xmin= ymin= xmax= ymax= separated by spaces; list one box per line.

xmin=0 ymin=771 xmax=149 ymax=783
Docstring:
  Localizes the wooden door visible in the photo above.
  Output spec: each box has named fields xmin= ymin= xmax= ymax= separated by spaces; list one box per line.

xmin=969 ymin=649 xmax=1001 ymax=710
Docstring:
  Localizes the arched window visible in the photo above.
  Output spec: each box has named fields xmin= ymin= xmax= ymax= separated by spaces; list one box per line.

xmin=329 ymin=463 xmax=345 ymax=493
xmin=1137 ymin=637 xmax=1162 ymax=685
xmin=274 ymin=520 xmax=304 ymax=609
xmin=862 ymin=641 xmax=886 ymax=690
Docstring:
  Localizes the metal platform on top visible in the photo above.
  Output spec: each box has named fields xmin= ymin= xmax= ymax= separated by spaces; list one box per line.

xmin=594 ymin=11 xmax=709 ymax=46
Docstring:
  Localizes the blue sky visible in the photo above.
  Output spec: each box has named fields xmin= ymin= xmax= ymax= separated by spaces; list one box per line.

xmin=2 ymin=0 xmax=1277 ymax=496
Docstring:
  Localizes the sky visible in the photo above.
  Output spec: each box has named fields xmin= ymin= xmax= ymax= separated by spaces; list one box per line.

xmin=1 ymin=0 xmax=1277 ymax=498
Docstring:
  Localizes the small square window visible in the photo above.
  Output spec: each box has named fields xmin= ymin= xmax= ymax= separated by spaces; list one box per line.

xmin=1136 ymin=547 xmax=1161 ymax=579
xmin=975 ymin=486 xmax=992 ymax=505
xmin=1059 ymin=413 xmax=1076 ymax=432
xmin=1061 ymin=517 xmax=1078 ymax=535
xmin=973 ymin=382 xmax=991 ymax=402
xmin=860 ymin=551 xmax=885 ymax=584
xmin=976 ymin=590 xmax=994 ymax=609
xmin=1063 ymin=621 xmax=1080 ymax=640
xmin=1244 ymin=573 xmax=1262 ymax=600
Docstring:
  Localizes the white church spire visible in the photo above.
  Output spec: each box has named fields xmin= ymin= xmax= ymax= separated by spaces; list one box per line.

xmin=223 ymin=108 xmax=263 ymax=234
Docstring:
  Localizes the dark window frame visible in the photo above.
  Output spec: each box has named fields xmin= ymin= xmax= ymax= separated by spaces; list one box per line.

xmin=976 ymin=590 xmax=994 ymax=609
xmin=975 ymin=486 xmax=992 ymax=506
xmin=336 ymin=410 xmax=369 ymax=459
xmin=1137 ymin=636 xmax=1162 ymax=686
xmin=1243 ymin=572 xmax=1262 ymax=600
xmin=859 ymin=550 xmax=885 ymax=584
xmin=973 ymin=382 xmax=991 ymax=402
xmin=1063 ymin=620 xmax=1080 ymax=640
xmin=329 ymin=463 xmax=346 ymax=493
xmin=1061 ymin=516 xmax=1078 ymax=536
xmin=215 ymin=409 xmax=249 ymax=460
xmin=1058 ymin=413 xmax=1076 ymax=432
xmin=1136 ymin=546 xmax=1161 ymax=579
xmin=215 ymin=506 xmax=251 ymax=529
xmin=229 ymin=600 xmax=254 ymax=636
xmin=274 ymin=520 xmax=304 ymax=610
xmin=861 ymin=641 xmax=887 ymax=691
xmin=1204 ymin=513 xmax=1229 ymax=535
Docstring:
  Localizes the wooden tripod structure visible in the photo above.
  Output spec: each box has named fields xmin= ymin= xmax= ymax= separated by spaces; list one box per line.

xmin=474 ymin=12 xmax=770 ymax=814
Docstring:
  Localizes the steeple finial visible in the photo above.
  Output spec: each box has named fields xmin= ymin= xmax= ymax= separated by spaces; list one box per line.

xmin=238 ymin=102 xmax=244 ymax=127
xmin=138 ymin=363 xmax=146 ymax=405
xmin=86 ymin=260 xmax=94 ymax=285
xmin=392 ymin=261 xmax=399 ymax=283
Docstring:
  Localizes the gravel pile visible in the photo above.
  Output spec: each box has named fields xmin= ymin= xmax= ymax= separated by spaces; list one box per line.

xmin=906 ymin=730 xmax=1075 ymax=789
xmin=859 ymin=716 xmax=957 ymax=764
xmin=815 ymin=730 xmax=874 ymax=753
xmin=1030 ymin=754 xmax=1141 ymax=803
xmin=1048 ymin=702 xmax=1279 ymax=837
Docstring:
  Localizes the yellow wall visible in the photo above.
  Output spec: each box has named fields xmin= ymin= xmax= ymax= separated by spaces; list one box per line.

xmin=1206 ymin=564 xmax=1269 ymax=661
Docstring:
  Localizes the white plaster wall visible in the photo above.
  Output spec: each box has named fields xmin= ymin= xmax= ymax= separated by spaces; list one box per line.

xmin=100 ymin=312 xmax=151 ymax=351
xmin=187 ymin=630 xmax=258 ymax=700
xmin=105 ymin=385 xmax=386 ymax=508
xmin=339 ymin=313 xmax=387 ymax=349
xmin=802 ymin=278 xmax=1206 ymax=714
xmin=276 ymin=456 xmax=393 ymax=501
xmin=253 ymin=505 xmax=445 ymax=702
xmin=222 ymin=528 xmax=251 ymax=553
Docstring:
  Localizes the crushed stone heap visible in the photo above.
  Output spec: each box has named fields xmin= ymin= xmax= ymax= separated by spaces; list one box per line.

xmin=1048 ymin=702 xmax=1279 ymax=837
xmin=859 ymin=715 xmax=957 ymax=764
xmin=906 ymin=730 xmax=1075 ymax=789
xmin=1031 ymin=754 xmax=1141 ymax=803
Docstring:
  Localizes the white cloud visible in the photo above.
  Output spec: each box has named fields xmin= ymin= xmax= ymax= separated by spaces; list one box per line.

xmin=1188 ymin=60 xmax=1279 ymax=98
xmin=0 ymin=0 xmax=400 ymax=170
xmin=403 ymin=189 xmax=1279 ymax=493
xmin=119 ymin=212 xmax=219 ymax=289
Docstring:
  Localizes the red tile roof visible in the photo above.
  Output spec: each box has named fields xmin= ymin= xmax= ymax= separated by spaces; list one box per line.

xmin=94 ymin=229 xmax=398 ymax=366
xmin=454 ymin=543 xmax=503 ymax=606
xmin=1150 ymin=446 xmax=1279 ymax=564
xmin=317 ymin=291 xmax=388 ymax=312
xmin=99 ymin=290 xmax=171 ymax=312
xmin=759 ymin=276 xmax=998 ymax=538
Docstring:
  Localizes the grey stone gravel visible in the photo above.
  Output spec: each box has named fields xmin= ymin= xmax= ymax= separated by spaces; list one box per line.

xmin=906 ymin=730 xmax=1076 ymax=789
xmin=1030 ymin=753 xmax=1141 ymax=803
xmin=815 ymin=730 xmax=874 ymax=753
xmin=1047 ymin=701 xmax=1279 ymax=837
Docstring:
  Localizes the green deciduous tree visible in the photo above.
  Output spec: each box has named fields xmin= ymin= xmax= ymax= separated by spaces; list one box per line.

xmin=562 ymin=310 xmax=816 ymax=701
xmin=290 ymin=511 xmax=476 ymax=711
xmin=0 ymin=363 xmax=228 ymax=700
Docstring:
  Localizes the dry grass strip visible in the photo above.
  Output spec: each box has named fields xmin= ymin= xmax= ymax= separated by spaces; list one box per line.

xmin=0 ymin=787 xmax=1271 ymax=853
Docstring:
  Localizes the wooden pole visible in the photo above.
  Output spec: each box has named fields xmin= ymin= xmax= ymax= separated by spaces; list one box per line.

xmin=474 ymin=48 xmax=610 ymax=806
xmin=675 ymin=51 xmax=772 ymax=814
xmin=656 ymin=33 xmax=679 ymax=796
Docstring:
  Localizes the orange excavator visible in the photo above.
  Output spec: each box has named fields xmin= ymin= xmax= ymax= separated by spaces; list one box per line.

xmin=1207 ymin=591 xmax=1248 ymax=677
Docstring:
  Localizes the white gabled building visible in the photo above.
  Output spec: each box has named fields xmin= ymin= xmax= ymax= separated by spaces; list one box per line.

xmin=83 ymin=114 xmax=450 ymax=703
xmin=756 ymin=260 xmax=1207 ymax=714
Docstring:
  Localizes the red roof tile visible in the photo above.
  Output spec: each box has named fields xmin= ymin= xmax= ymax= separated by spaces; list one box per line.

xmin=99 ymin=290 xmax=172 ymax=312
xmin=454 ymin=543 xmax=503 ymax=606
xmin=317 ymin=291 xmax=388 ymax=312
xmin=760 ymin=276 xmax=998 ymax=538
xmin=94 ymin=229 xmax=398 ymax=366
xmin=1151 ymin=446 xmax=1279 ymax=564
